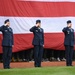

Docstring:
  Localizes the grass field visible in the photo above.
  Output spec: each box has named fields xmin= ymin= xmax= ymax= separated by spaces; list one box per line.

xmin=0 ymin=67 xmax=75 ymax=75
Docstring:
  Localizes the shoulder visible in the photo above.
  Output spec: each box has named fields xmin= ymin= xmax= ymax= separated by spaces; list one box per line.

xmin=0 ymin=25 xmax=5 ymax=29
xmin=10 ymin=27 xmax=13 ymax=29
xmin=31 ymin=26 xmax=37 ymax=29
xmin=41 ymin=28 xmax=44 ymax=31
xmin=72 ymin=28 xmax=74 ymax=32
xmin=72 ymin=28 xmax=74 ymax=30
xmin=63 ymin=27 xmax=68 ymax=29
xmin=40 ymin=28 xmax=44 ymax=32
xmin=9 ymin=27 xmax=13 ymax=32
xmin=0 ymin=25 xmax=4 ymax=27
xmin=62 ymin=27 xmax=69 ymax=31
xmin=41 ymin=28 xmax=43 ymax=30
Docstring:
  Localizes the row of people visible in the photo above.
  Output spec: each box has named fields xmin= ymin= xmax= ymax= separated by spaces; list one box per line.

xmin=0 ymin=19 xmax=74 ymax=69
xmin=0 ymin=49 xmax=66 ymax=62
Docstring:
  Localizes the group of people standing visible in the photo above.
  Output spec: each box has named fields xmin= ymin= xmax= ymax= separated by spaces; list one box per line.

xmin=0 ymin=19 xmax=74 ymax=69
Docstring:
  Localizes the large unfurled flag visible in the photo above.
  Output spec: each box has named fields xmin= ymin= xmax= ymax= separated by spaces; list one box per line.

xmin=0 ymin=0 xmax=75 ymax=53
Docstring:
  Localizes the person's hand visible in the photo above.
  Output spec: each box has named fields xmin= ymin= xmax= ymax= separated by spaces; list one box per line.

xmin=67 ymin=24 xmax=72 ymax=28
xmin=4 ymin=24 xmax=7 ymax=26
xmin=36 ymin=24 xmax=39 ymax=27
xmin=67 ymin=25 xmax=70 ymax=27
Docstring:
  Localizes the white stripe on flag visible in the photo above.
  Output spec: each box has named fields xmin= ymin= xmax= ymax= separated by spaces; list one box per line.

xmin=0 ymin=16 xmax=75 ymax=34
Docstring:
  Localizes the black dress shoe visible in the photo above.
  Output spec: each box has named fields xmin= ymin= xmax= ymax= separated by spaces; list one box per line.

xmin=4 ymin=67 xmax=8 ymax=69
xmin=8 ymin=67 xmax=10 ymax=69
xmin=35 ymin=65 xmax=41 ymax=67
xmin=67 ymin=65 xmax=73 ymax=66
xmin=38 ymin=66 xmax=41 ymax=67
xmin=66 ymin=64 xmax=70 ymax=66
xmin=35 ymin=65 xmax=38 ymax=67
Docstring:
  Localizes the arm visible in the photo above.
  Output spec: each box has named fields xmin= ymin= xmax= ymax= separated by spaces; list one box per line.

xmin=30 ymin=24 xmax=39 ymax=32
xmin=62 ymin=27 xmax=69 ymax=33
xmin=30 ymin=26 xmax=36 ymax=32
xmin=0 ymin=25 xmax=3 ymax=32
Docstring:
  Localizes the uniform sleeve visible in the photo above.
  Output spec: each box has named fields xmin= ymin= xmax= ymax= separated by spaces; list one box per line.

xmin=30 ymin=26 xmax=36 ymax=32
xmin=0 ymin=26 xmax=3 ymax=32
xmin=62 ymin=27 xmax=68 ymax=33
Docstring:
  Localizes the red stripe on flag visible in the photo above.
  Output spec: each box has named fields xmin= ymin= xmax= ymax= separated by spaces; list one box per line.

xmin=0 ymin=0 xmax=75 ymax=17
xmin=0 ymin=33 xmax=65 ymax=53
